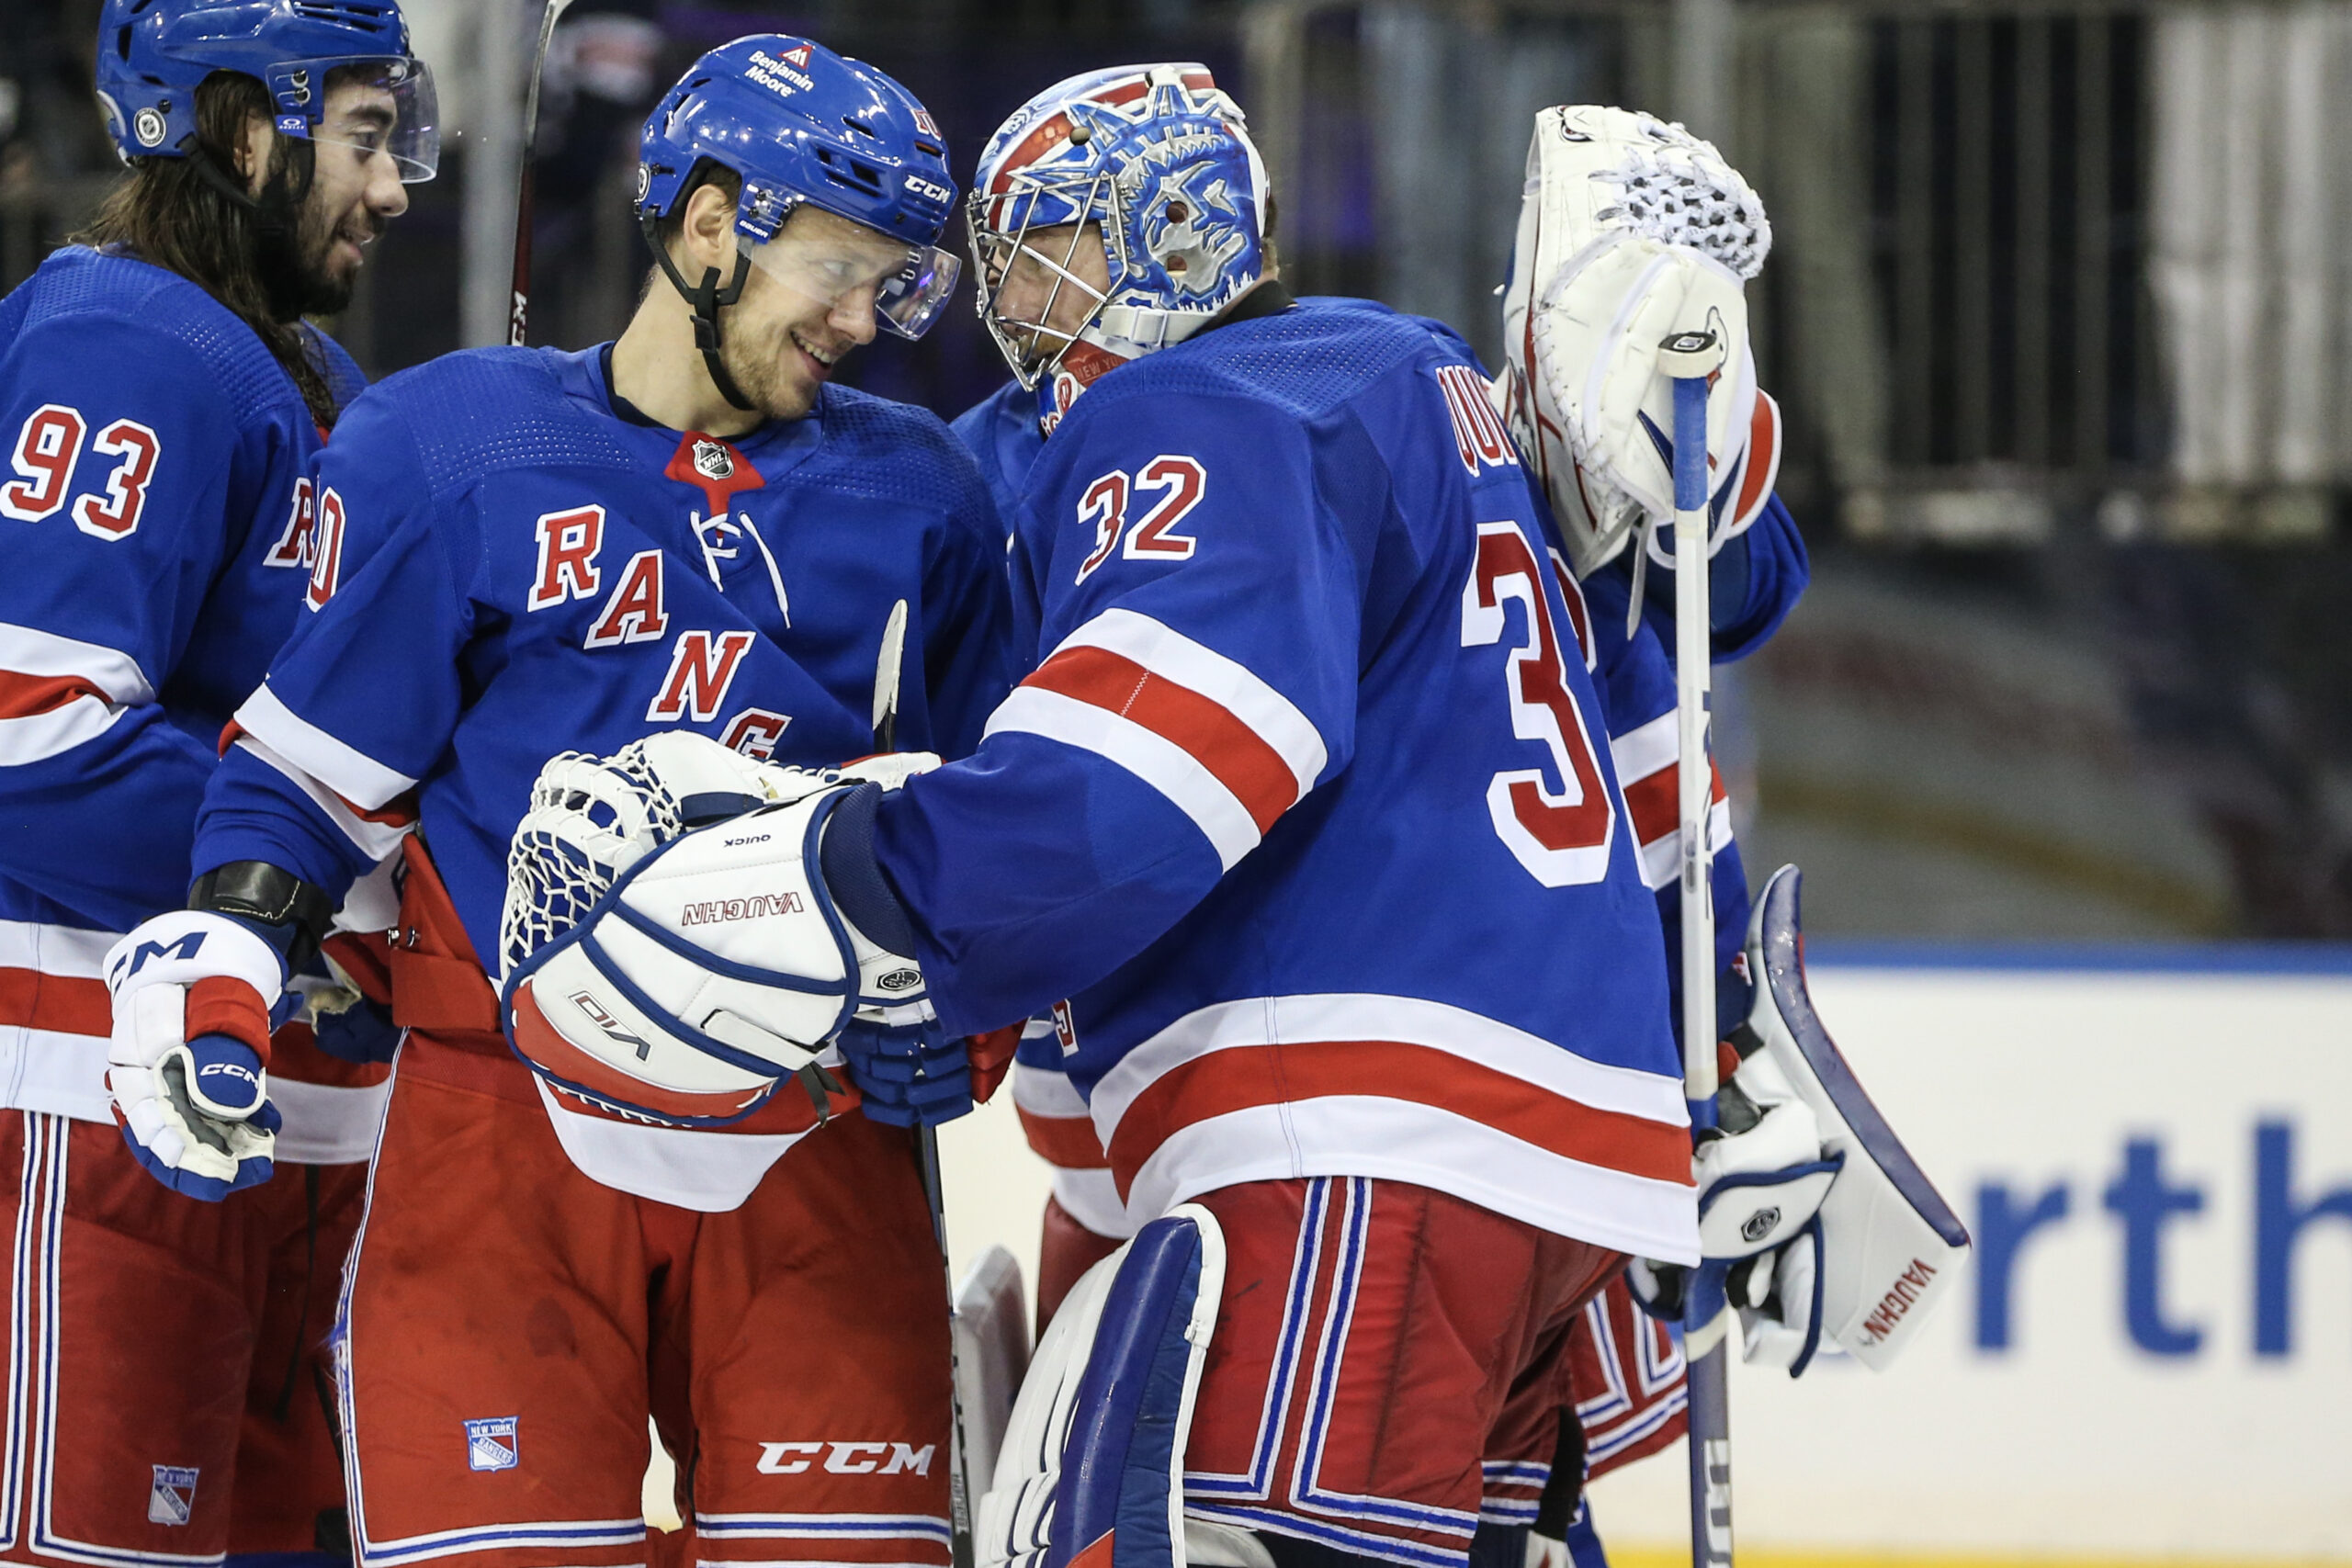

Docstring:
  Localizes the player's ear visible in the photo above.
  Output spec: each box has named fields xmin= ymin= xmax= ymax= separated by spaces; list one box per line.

xmin=237 ymin=108 xmax=274 ymax=197
xmin=680 ymin=180 xmax=737 ymax=277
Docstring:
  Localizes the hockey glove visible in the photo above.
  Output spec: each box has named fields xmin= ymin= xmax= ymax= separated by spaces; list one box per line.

xmin=835 ymin=1013 xmax=972 ymax=1127
xmin=1498 ymin=105 xmax=1779 ymax=580
xmin=503 ymin=776 xmax=930 ymax=1127
xmin=104 ymin=910 xmax=287 ymax=1201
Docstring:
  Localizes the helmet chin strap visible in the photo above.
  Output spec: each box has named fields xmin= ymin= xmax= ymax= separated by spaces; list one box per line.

xmin=187 ymin=135 xmax=321 ymax=322
xmin=640 ymin=211 xmax=757 ymax=412
xmin=187 ymin=135 xmax=310 ymax=240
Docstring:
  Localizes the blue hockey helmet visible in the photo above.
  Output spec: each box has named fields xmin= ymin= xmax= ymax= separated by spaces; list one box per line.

xmin=968 ymin=63 xmax=1270 ymax=428
xmin=93 ymin=0 xmax=438 ymax=180
xmin=636 ymin=37 xmax=961 ymax=345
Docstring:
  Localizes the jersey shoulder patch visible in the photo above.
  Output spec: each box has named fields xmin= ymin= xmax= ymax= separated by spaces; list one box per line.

xmin=12 ymin=246 xmax=301 ymax=432
xmin=366 ymin=347 xmax=639 ymax=499
xmin=803 ymin=383 xmax=994 ymax=523
xmin=1076 ymin=299 xmax=1438 ymax=430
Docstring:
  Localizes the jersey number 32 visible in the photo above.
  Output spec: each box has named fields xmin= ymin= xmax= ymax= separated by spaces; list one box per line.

xmin=1461 ymin=519 xmax=1617 ymax=887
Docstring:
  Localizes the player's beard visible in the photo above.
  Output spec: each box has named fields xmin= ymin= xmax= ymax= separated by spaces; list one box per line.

xmin=718 ymin=312 xmax=824 ymax=423
xmin=256 ymin=193 xmax=382 ymax=321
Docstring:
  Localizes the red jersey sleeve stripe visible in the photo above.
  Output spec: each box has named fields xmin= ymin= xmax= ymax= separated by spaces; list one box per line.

xmin=0 ymin=671 xmax=107 ymax=722
xmin=0 ymin=967 xmax=110 ymax=1038
xmin=1025 ymin=645 xmax=1298 ymax=834
xmin=1621 ymin=759 xmax=1726 ymax=849
xmin=1016 ymin=1102 xmax=1113 ymax=1170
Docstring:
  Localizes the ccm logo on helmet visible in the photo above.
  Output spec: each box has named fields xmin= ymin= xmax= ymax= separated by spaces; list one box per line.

xmin=903 ymin=174 xmax=952 ymax=205
xmin=755 ymin=1440 xmax=933 ymax=1475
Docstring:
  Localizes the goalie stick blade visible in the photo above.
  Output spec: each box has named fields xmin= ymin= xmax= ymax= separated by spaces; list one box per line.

xmin=1747 ymin=864 xmax=1973 ymax=1370
xmin=954 ymin=1247 xmax=1033 ymax=1504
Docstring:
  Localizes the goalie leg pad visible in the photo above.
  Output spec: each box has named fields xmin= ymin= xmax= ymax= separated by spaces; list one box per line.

xmin=979 ymin=1206 xmax=1226 ymax=1568
xmin=1737 ymin=865 xmax=1973 ymax=1369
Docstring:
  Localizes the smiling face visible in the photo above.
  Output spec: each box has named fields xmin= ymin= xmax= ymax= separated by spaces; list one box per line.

xmin=245 ymin=71 xmax=412 ymax=316
xmin=719 ymin=204 xmax=917 ymax=420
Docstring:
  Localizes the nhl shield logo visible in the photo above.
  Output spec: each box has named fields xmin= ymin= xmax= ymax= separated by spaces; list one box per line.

xmin=464 ymin=1416 xmax=520 ymax=1472
xmin=147 ymin=1465 xmax=198 ymax=1526
xmin=692 ymin=439 xmax=734 ymax=481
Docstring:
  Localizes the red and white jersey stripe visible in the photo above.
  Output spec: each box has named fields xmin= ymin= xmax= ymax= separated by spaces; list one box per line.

xmin=1010 ymin=1053 xmax=1133 ymax=1239
xmin=1087 ymin=993 xmax=1695 ymax=1261
xmin=983 ymin=608 xmax=1328 ymax=871
xmin=1609 ymin=709 xmax=1733 ymax=891
xmin=235 ymin=680 xmax=420 ymax=813
xmin=0 ymin=622 xmax=153 ymax=768
xmin=0 ymin=917 xmax=115 ymax=1122
xmin=230 ymin=729 xmax=416 ymax=863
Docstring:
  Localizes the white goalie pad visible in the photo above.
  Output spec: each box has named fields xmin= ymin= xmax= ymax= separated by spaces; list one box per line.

xmin=956 ymin=1246 xmax=1034 ymax=1499
xmin=1499 ymin=104 xmax=1779 ymax=578
xmin=1739 ymin=864 xmax=1973 ymax=1371
xmin=981 ymin=1206 xmax=1224 ymax=1568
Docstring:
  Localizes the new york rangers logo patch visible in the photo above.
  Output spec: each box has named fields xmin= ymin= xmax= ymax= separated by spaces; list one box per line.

xmin=465 ymin=1416 xmax=520 ymax=1472
xmin=147 ymin=1465 xmax=198 ymax=1526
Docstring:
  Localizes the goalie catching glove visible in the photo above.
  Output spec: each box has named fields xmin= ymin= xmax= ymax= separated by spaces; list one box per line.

xmin=499 ymin=733 xmax=952 ymax=1127
xmin=1498 ymin=105 xmax=1781 ymax=581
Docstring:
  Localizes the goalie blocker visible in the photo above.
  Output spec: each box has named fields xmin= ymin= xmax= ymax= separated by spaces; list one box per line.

xmin=1635 ymin=864 xmax=1973 ymax=1373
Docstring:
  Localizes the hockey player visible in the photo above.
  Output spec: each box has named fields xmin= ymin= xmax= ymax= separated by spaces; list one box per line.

xmin=98 ymin=35 xmax=1011 ymax=1566
xmin=947 ymin=83 xmax=1809 ymax=1567
xmin=0 ymin=0 xmax=432 ymax=1557
xmin=503 ymin=64 xmax=1706 ymax=1568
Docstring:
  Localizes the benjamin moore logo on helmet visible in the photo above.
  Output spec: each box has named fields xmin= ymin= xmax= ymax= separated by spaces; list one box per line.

xmin=746 ymin=46 xmax=815 ymax=96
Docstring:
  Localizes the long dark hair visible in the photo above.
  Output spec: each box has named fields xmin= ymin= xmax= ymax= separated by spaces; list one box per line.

xmin=72 ymin=70 xmax=343 ymax=429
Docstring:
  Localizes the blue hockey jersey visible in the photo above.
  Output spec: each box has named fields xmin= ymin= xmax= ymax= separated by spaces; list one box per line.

xmin=883 ymin=296 xmax=1698 ymax=1261
xmin=0 ymin=245 xmax=363 ymax=1126
xmin=193 ymin=344 xmax=1016 ymax=984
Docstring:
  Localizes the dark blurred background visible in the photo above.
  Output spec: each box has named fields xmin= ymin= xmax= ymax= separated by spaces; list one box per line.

xmin=9 ymin=0 xmax=2349 ymax=943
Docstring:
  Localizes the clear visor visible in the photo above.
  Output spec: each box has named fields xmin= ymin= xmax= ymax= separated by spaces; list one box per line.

xmin=286 ymin=57 xmax=441 ymax=183
xmin=739 ymin=220 xmax=962 ymax=342
xmin=966 ymin=183 xmax=1114 ymax=389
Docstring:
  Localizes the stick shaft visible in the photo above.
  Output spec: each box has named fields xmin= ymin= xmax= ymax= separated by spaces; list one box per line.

xmin=871 ymin=606 xmax=972 ymax=1568
xmin=508 ymin=0 xmax=574 ymax=347
xmin=1668 ymin=368 xmax=1732 ymax=1568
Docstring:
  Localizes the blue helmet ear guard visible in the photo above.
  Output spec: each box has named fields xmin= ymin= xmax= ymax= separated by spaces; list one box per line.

xmin=93 ymin=0 xmax=438 ymax=180
xmin=635 ymin=35 xmax=963 ymax=411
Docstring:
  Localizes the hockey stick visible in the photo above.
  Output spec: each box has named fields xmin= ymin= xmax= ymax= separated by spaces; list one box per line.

xmin=1661 ymin=329 xmax=1734 ymax=1568
xmin=507 ymin=0 xmax=577 ymax=347
xmin=870 ymin=600 xmax=978 ymax=1568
